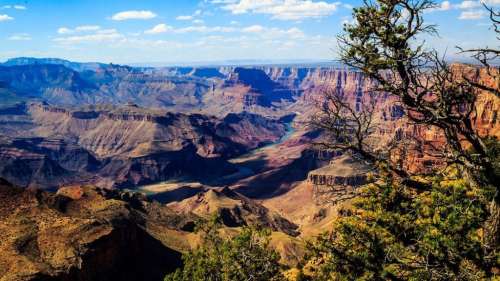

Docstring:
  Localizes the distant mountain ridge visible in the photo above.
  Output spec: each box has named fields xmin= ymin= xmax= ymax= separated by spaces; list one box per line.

xmin=0 ymin=57 xmax=347 ymax=114
xmin=2 ymin=57 xmax=112 ymax=72
xmin=2 ymin=57 xmax=347 ymax=72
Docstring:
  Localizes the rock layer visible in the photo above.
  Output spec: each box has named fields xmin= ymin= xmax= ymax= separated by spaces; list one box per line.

xmin=0 ymin=181 xmax=191 ymax=281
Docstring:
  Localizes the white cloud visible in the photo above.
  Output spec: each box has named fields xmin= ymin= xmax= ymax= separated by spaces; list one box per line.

xmin=145 ymin=23 xmax=173 ymax=34
xmin=457 ymin=0 xmax=481 ymax=8
xmin=75 ymin=25 xmax=101 ymax=31
xmin=193 ymin=19 xmax=205 ymax=24
xmin=174 ymin=25 xmax=237 ymax=33
xmin=111 ymin=10 xmax=157 ymax=21
xmin=54 ymin=29 xmax=125 ymax=44
xmin=285 ymin=27 xmax=305 ymax=38
xmin=242 ymin=24 xmax=265 ymax=32
xmin=2 ymin=5 xmax=26 ymax=10
xmin=341 ymin=15 xmax=356 ymax=25
xmin=145 ymin=23 xmax=306 ymax=39
xmin=125 ymin=38 xmax=185 ymax=49
xmin=281 ymin=41 xmax=296 ymax=48
xmin=426 ymin=0 xmax=450 ymax=11
xmin=97 ymin=28 xmax=118 ymax=34
xmin=0 ymin=14 xmax=13 ymax=21
xmin=8 ymin=33 xmax=31 ymax=40
xmin=481 ymin=0 xmax=500 ymax=5
xmin=57 ymin=27 xmax=73 ymax=34
xmin=177 ymin=9 xmax=204 ymax=21
xmin=176 ymin=15 xmax=193 ymax=20
xmin=241 ymin=25 xmax=305 ymax=38
xmin=459 ymin=9 xmax=486 ymax=19
xmin=218 ymin=0 xmax=340 ymax=20
xmin=258 ymin=26 xmax=305 ymax=38
xmin=429 ymin=0 xmax=487 ymax=12
xmin=58 ymin=25 xmax=102 ymax=34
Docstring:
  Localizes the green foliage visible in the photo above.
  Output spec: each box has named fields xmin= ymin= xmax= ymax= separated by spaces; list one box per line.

xmin=303 ymin=171 xmax=495 ymax=280
xmin=326 ymin=0 xmax=500 ymax=276
xmin=476 ymin=137 xmax=500 ymax=193
xmin=164 ymin=216 xmax=284 ymax=281
xmin=339 ymin=0 xmax=436 ymax=79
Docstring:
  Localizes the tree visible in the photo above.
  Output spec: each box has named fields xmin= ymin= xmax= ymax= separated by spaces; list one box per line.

xmin=459 ymin=5 xmax=500 ymax=98
xmin=310 ymin=87 xmax=379 ymax=163
xmin=164 ymin=216 xmax=284 ymax=281
xmin=304 ymin=170 xmax=490 ymax=280
xmin=337 ymin=0 xmax=499 ymax=186
xmin=304 ymin=0 xmax=500 ymax=279
xmin=336 ymin=0 xmax=500 ymax=259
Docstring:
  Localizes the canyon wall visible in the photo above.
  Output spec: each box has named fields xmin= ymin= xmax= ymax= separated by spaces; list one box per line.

xmin=0 ymin=59 xmax=498 ymax=191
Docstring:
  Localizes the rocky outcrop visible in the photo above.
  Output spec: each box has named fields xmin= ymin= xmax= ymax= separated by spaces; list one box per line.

xmin=458 ymin=64 xmax=500 ymax=138
xmin=99 ymin=144 xmax=238 ymax=188
xmin=233 ymin=147 xmax=333 ymax=199
xmin=0 ymin=181 xmax=194 ymax=281
xmin=308 ymin=154 xmax=372 ymax=204
xmin=0 ymin=138 xmax=99 ymax=189
xmin=169 ymin=186 xmax=300 ymax=237
xmin=217 ymin=112 xmax=287 ymax=149
xmin=204 ymin=67 xmax=298 ymax=111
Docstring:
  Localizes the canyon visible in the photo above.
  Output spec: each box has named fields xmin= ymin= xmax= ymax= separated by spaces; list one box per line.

xmin=0 ymin=57 xmax=499 ymax=281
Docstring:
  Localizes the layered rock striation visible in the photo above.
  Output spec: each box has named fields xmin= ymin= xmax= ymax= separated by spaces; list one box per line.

xmin=0 ymin=180 xmax=191 ymax=281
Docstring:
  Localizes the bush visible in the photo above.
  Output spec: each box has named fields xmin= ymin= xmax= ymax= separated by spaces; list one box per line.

xmin=303 ymin=169 xmax=495 ymax=280
xmin=165 ymin=216 xmax=284 ymax=281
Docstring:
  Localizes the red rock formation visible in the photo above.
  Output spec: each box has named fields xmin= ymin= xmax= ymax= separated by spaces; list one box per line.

xmin=0 ymin=181 xmax=190 ymax=281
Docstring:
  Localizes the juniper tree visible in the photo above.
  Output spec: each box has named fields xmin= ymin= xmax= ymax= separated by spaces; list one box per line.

xmin=164 ymin=216 xmax=284 ymax=281
xmin=305 ymin=0 xmax=500 ymax=279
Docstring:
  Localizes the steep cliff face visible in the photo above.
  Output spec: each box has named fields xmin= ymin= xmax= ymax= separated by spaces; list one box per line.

xmin=0 ymin=147 xmax=70 ymax=188
xmin=0 ymin=182 xmax=188 ymax=281
xmin=307 ymin=154 xmax=372 ymax=204
xmin=216 ymin=112 xmax=287 ymax=149
xmin=202 ymin=67 xmax=297 ymax=113
xmin=460 ymin=65 xmax=500 ymax=138
xmin=0 ymin=102 xmax=287 ymax=189
xmin=0 ymin=138 xmax=99 ymax=188
xmin=99 ymin=145 xmax=238 ymax=188
xmin=201 ymin=66 xmax=373 ymax=115
xmin=263 ymin=66 xmax=370 ymax=94
xmin=0 ymin=60 xmax=499 ymax=190
xmin=28 ymin=102 xmax=285 ymax=159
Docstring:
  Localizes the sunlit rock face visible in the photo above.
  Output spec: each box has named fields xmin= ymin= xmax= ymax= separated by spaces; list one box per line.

xmin=0 ymin=59 xmax=499 ymax=278
xmin=0 ymin=182 xmax=189 ymax=281
xmin=0 ymin=101 xmax=287 ymax=189
xmin=0 ymin=59 xmax=498 ymax=190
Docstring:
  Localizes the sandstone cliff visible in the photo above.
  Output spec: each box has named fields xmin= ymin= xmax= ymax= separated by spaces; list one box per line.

xmin=0 ymin=180 xmax=193 ymax=281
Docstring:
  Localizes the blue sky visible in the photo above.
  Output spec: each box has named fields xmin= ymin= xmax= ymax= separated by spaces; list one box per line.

xmin=0 ymin=0 xmax=497 ymax=64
